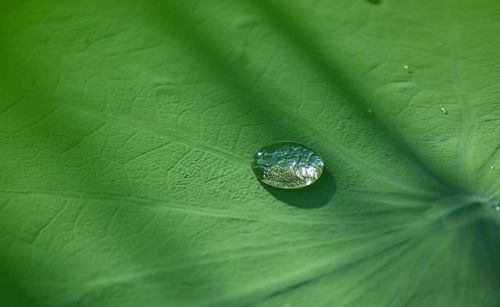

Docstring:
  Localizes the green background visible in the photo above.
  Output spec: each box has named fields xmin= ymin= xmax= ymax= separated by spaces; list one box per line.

xmin=1 ymin=0 xmax=499 ymax=306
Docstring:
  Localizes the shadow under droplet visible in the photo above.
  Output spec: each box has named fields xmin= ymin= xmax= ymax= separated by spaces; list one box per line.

xmin=365 ymin=0 xmax=382 ymax=4
xmin=261 ymin=169 xmax=336 ymax=209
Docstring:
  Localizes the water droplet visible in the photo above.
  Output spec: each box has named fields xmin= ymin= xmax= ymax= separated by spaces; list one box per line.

xmin=251 ymin=142 xmax=324 ymax=189
xmin=492 ymin=201 xmax=500 ymax=212
xmin=367 ymin=108 xmax=373 ymax=113
xmin=490 ymin=165 xmax=495 ymax=171
xmin=403 ymin=64 xmax=413 ymax=74
xmin=440 ymin=105 xmax=448 ymax=114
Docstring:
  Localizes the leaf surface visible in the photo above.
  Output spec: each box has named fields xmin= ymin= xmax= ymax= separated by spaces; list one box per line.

xmin=1 ymin=0 xmax=499 ymax=306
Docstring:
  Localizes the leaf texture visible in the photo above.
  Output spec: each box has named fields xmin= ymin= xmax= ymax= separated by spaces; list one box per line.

xmin=0 ymin=0 xmax=499 ymax=306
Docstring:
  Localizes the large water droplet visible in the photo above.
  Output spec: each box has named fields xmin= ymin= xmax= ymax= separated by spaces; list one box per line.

xmin=251 ymin=142 xmax=324 ymax=189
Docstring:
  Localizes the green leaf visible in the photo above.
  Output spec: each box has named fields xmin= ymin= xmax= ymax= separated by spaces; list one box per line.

xmin=1 ymin=0 xmax=499 ymax=306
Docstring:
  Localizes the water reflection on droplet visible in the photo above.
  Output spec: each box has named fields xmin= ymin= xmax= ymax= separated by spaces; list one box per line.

xmin=251 ymin=142 xmax=324 ymax=189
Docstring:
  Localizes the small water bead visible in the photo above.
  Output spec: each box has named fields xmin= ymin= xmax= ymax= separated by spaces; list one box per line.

xmin=492 ymin=201 xmax=500 ymax=212
xmin=403 ymin=64 xmax=413 ymax=74
xmin=440 ymin=105 xmax=448 ymax=114
xmin=490 ymin=165 xmax=495 ymax=171
xmin=251 ymin=142 xmax=324 ymax=189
